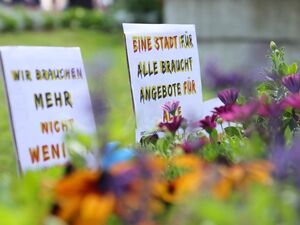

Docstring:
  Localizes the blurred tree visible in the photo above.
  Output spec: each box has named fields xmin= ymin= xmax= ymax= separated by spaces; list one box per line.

xmin=125 ymin=0 xmax=162 ymax=13
xmin=120 ymin=0 xmax=163 ymax=22
xmin=69 ymin=0 xmax=93 ymax=9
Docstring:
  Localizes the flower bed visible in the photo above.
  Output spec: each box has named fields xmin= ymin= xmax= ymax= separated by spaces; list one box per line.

xmin=46 ymin=42 xmax=300 ymax=225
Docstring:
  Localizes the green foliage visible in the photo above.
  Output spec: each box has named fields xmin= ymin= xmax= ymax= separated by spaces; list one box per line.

xmin=164 ymin=162 xmax=190 ymax=181
xmin=43 ymin=14 xmax=57 ymax=30
xmin=224 ymin=126 xmax=241 ymax=137
xmin=0 ymin=168 xmax=63 ymax=225
xmin=107 ymin=215 xmax=124 ymax=225
xmin=201 ymin=143 xmax=222 ymax=162
xmin=199 ymin=130 xmax=264 ymax=163
xmin=167 ymin=184 xmax=299 ymax=225
xmin=257 ymin=41 xmax=298 ymax=100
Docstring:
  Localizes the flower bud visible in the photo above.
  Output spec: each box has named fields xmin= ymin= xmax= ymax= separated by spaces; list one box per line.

xmin=180 ymin=118 xmax=188 ymax=130
xmin=275 ymin=49 xmax=280 ymax=57
xmin=216 ymin=117 xmax=223 ymax=124
xmin=270 ymin=41 xmax=277 ymax=51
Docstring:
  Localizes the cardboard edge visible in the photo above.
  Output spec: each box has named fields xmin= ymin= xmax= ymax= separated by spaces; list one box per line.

xmin=123 ymin=31 xmax=139 ymax=143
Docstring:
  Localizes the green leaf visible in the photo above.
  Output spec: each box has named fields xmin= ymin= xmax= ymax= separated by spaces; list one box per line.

xmin=257 ymin=83 xmax=268 ymax=92
xmin=236 ymin=94 xmax=246 ymax=105
xmin=284 ymin=126 xmax=293 ymax=146
xmin=288 ymin=63 xmax=298 ymax=75
xmin=140 ymin=131 xmax=158 ymax=146
xmin=256 ymin=81 xmax=276 ymax=97
xmin=210 ymin=128 xmax=218 ymax=143
xmin=156 ymin=138 xmax=171 ymax=158
xmin=279 ymin=63 xmax=289 ymax=76
xmin=202 ymin=144 xmax=219 ymax=161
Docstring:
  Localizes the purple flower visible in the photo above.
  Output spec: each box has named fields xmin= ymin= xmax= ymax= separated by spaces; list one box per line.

xmin=159 ymin=116 xmax=183 ymax=134
xmin=220 ymin=101 xmax=258 ymax=122
xmin=217 ymin=88 xmax=240 ymax=105
xmin=282 ymin=93 xmax=300 ymax=109
xmin=205 ymin=61 xmax=245 ymax=88
xmin=204 ymin=61 xmax=256 ymax=95
xmin=271 ymin=138 xmax=300 ymax=187
xmin=282 ymin=74 xmax=300 ymax=93
xmin=197 ymin=115 xmax=217 ymax=132
xmin=161 ymin=100 xmax=180 ymax=115
xmin=98 ymin=169 xmax=138 ymax=196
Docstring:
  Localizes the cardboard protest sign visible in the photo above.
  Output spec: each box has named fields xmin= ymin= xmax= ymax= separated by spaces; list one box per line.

xmin=123 ymin=23 xmax=203 ymax=141
xmin=0 ymin=47 xmax=96 ymax=173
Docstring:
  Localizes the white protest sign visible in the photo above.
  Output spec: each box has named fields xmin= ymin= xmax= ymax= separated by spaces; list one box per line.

xmin=1 ymin=46 xmax=96 ymax=173
xmin=123 ymin=23 xmax=203 ymax=141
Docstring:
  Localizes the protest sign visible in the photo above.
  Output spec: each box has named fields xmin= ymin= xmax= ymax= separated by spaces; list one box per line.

xmin=123 ymin=23 xmax=203 ymax=141
xmin=0 ymin=47 xmax=96 ymax=173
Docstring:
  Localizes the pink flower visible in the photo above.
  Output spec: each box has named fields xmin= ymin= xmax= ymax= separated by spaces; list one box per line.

xmin=161 ymin=100 xmax=180 ymax=115
xmin=219 ymin=101 xmax=258 ymax=122
xmin=197 ymin=115 xmax=217 ymax=132
xmin=282 ymin=93 xmax=300 ymax=109
xmin=159 ymin=116 xmax=183 ymax=134
xmin=217 ymin=88 xmax=239 ymax=105
xmin=282 ymin=74 xmax=300 ymax=93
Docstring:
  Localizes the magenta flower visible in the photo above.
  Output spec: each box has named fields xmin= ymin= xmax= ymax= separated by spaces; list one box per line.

xmin=212 ymin=104 xmax=233 ymax=116
xmin=282 ymin=74 xmax=300 ymax=93
xmin=159 ymin=116 xmax=183 ymax=134
xmin=281 ymin=93 xmax=300 ymax=109
xmin=217 ymin=88 xmax=239 ymax=105
xmin=219 ymin=101 xmax=258 ymax=122
xmin=197 ymin=115 xmax=217 ymax=132
xmin=161 ymin=100 xmax=180 ymax=115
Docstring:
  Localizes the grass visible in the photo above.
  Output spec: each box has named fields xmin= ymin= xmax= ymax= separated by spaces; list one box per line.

xmin=0 ymin=29 xmax=121 ymax=58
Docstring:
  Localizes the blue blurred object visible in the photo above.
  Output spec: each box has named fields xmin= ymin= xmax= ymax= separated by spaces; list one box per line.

xmin=102 ymin=142 xmax=135 ymax=170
